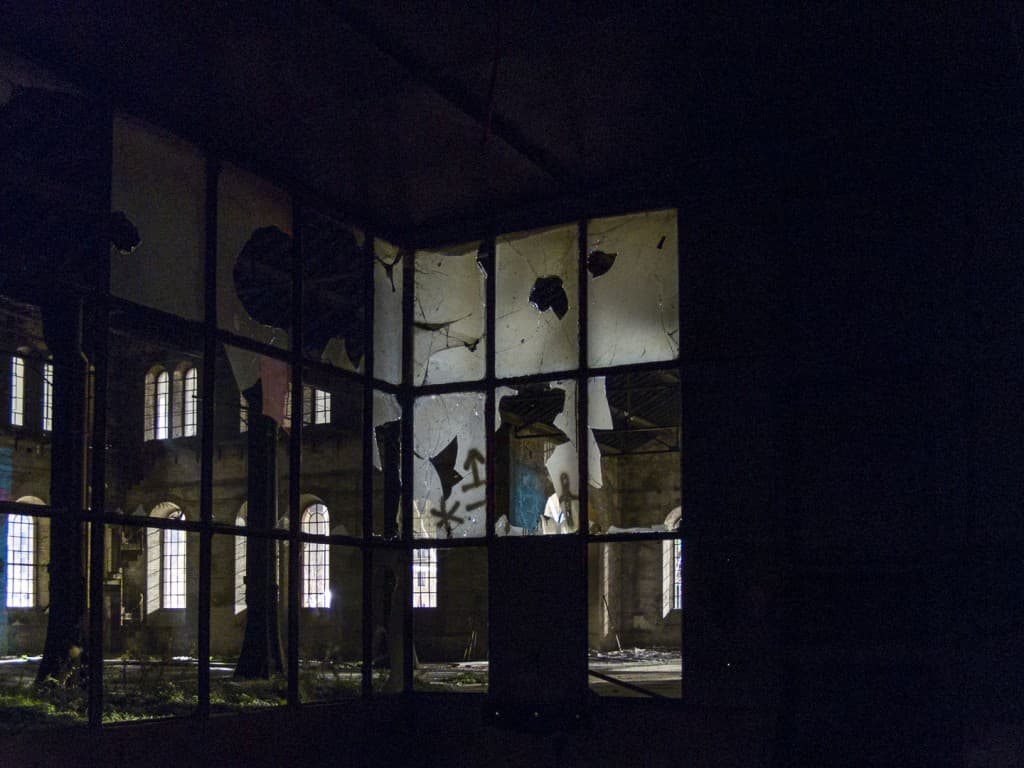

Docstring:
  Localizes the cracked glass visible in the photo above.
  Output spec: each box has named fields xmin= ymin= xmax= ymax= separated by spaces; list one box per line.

xmin=413 ymin=244 xmax=485 ymax=386
xmin=373 ymin=239 xmax=404 ymax=385
xmin=494 ymin=380 xmax=577 ymax=536
xmin=412 ymin=393 xmax=486 ymax=539
xmin=587 ymin=210 xmax=679 ymax=367
xmin=496 ymin=224 xmax=579 ymax=377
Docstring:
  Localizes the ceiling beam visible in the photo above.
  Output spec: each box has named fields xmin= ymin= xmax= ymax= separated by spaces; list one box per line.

xmin=329 ymin=3 xmax=573 ymax=190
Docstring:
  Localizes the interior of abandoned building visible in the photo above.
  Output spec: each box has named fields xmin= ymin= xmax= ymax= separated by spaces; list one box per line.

xmin=0 ymin=4 xmax=1022 ymax=767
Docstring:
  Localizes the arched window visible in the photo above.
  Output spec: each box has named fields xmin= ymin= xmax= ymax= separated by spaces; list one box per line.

xmin=147 ymin=503 xmax=186 ymax=613
xmin=171 ymin=369 xmax=183 ymax=437
xmin=5 ymin=497 xmax=48 ymax=609
xmin=147 ymin=365 xmax=198 ymax=441
xmin=183 ymin=366 xmax=198 ymax=436
xmin=234 ymin=511 xmax=246 ymax=614
xmin=41 ymin=362 xmax=53 ymax=432
xmin=9 ymin=355 xmax=24 ymax=427
xmin=301 ymin=503 xmax=330 ymax=608
xmin=5 ymin=514 xmax=35 ymax=607
xmin=144 ymin=370 xmax=156 ymax=441
xmin=155 ymin=370 xmax=170 ymax=440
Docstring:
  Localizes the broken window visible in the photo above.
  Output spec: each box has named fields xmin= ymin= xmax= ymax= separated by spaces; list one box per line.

xmin=217 ymin=163 xmax=292 ymax=351
xmin=495 ymin=225 xmax=579 ymax=377
xmin=412 ymin=393 xmax=486 ymax=539
xmin=587 ymin=210 xmax=679 ymax=367
xmin=589 ymin=542 xmax=681 ymax=699
xmin=413 ymin=244 xmax=485 ymax=385
xmin=302 ymin=210 xmax=366 ymax=373
xmin=373 ymin=239 xmax=404 ymax=385
xmin=588 ymin=372 xmax=681 ymax=533
xmin=372 ymin=390 xmax=402 ymax=538
xmin=494 ymin=380 xmax=578 ymax=535
xmin=110 ymin=115 xmax=204 ymax=320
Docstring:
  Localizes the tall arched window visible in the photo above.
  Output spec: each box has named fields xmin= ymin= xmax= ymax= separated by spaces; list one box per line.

xmin=171 ymin=369 xmax=183 ymax=437
xmin=144 ymin=370 xmax=156 ymax=441
xmin=5 ymin=514 xmax=35 ymax=607
xmin=155 ymin=370 xmax=170 ymax=440
xmin=182 ymin=367 xmax=198 ymax=436
xmin=301 ymin=503 xmax=330 ymax=608
xmin=9 ymin=355 xmax=24 ymax=427
xmin=234 ymin=510 xmax=246 ymax=614
xmin=5 ymin=497 xmax=48 ymax=610
xmin=147 ymin=503 xmax=186 ymax=613
xmin=41 ymin=362 xmax=53 ymax=432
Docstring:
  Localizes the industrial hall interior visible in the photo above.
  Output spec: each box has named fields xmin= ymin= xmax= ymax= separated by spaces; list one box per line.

xmin=0 ymin=4 xmax=1021 ymax=768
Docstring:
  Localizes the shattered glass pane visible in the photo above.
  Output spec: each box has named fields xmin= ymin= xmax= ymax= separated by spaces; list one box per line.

xmin=495 ymin=225 xmax=579 ymax=377
xmin=588 ymin=210 xmax=679 ymax=367
xmin=372 ymin=390 xmax=402 ymax=538
xmin=589 ymin=542 xmax=682 ymax=698
xmin=413 ymin=244 xmax=485 ymax=385
xmin=589 ymin=372 xmax=681 ymax=533
xmin=217 ymin=163 xmax=292 ymax=352
xmin=373 ymin=239 xmax=404 ymax=385
xmin=110 ymin=115 xmax=205 ymax=320
xmin=412 ymin=393 xmax=486 ymax=539
xmin=302 ymin=209 xmax=366 ymax=373
xmin=494 ymin=380 xmax=579 ymax=536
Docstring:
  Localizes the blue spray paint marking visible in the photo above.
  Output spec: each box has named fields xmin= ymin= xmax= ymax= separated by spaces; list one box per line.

xmin=510 ymin=462 xmax=546 ymax=532
xmin=0 ymin=446 xmax=11 ymax=652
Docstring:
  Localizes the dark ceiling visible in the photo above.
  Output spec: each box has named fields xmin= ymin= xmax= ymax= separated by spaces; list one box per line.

xmin=1 ymin=3 xmax=1021 ymax=246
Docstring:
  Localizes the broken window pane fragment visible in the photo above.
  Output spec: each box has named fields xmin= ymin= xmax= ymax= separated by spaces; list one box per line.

xmin=217 ymin=163 xmax=292 ymax=350
xmin=303 ymin=210 xmax=366 ymax=373
xmin=373 ymin=239 xmax=404 ymax=385
xmin=496 ymin=225 xmax=579 ymax=377
xmin=589 ymin=371 xmax=681 ymax=533
xmin=413 ymin=245 xmax=485 ymax=385
xmin=494 ymin=380 xmax=578 ymax=535
xmin=413 ymin=393 xmax=486 ymax=539
xmin=373 ymin=390 xmax=402 ymax=538
xmin=588 ymin=210 xmax=679 ymax=367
